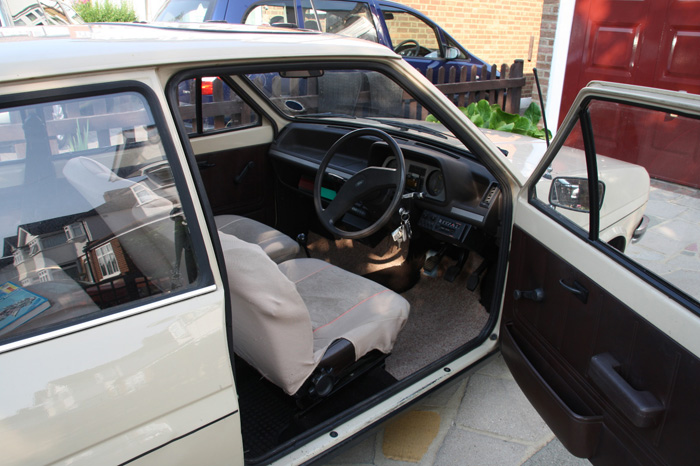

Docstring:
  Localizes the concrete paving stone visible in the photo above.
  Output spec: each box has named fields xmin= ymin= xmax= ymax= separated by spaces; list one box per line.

xmin=415 ymin=376 xmax=468 ymax=410
xmin=520 ymin=438 xmax=591 ymax=466
xmin=666 ymin=251 xmax=700 ymax=272
xmin=653 ymin=219 xmax=699 ymax=244
xmin=325 ymin=432 xmax=378 ymax=465
xmin=455 ymin=373 xmax=551 ymax=443
xmin=637 ymin=220 xmax=698 ymax=256
xmin=644 ymin=198 xmax=687 ymax=221
xmin=661 ymin=269 xmax=700 ymax=302
xmin=434 ymin=426 xmax=531 ymax=466
xmin=474 ymin=353 xmax=513 ymax=380
xmin=652 ymin=180 xmax=700 ymax=199
xmin=625 ymin=244 xmax=666 ymax=264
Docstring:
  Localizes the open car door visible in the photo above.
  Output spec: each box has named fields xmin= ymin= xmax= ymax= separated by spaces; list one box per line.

xmin=501 ymin=82 xmax=700 ymax=465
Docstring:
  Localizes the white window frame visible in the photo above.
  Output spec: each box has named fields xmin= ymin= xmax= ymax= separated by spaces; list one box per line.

xmin=95 ymin=243 xmax=120 ymax=279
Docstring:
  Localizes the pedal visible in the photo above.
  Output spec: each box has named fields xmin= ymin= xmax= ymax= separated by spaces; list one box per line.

xmin=466 ymin=260 xmax=488 ymax=291
xmin=444 ymin=250 xmax=468 ymax=283
xmin=423 ymin=252 xmax=441 ymax=273
xmin=466 ymin=272 xmax=480 ymax=291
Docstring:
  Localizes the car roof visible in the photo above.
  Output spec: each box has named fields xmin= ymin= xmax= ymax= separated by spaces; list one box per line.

xmin=0 ymin=22 xmax=399 ymax=84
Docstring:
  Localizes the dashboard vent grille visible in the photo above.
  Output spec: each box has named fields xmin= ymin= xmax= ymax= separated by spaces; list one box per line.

xmin=480 ymin=182 xmax=499 ymax=208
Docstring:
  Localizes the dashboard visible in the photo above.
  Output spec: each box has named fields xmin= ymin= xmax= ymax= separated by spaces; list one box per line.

xmin=268 ymin=122 xmax=502 ymax=246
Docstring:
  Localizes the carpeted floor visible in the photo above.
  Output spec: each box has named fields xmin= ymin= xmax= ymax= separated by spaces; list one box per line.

xmin=306 ymin=233 xmax=490 ymax=380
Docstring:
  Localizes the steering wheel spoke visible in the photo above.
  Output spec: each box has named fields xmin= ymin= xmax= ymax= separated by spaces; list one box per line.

xmin=314 ymin=128 xmax=406 ymax=239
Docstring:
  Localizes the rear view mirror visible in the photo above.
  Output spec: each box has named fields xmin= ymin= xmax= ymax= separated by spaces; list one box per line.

xmin=549 ymin=177 xmax=605 ymax=212
xmin=279 ymin=70 xmax=324 ymax=78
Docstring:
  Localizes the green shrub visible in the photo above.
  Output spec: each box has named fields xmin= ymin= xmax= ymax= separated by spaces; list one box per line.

xmin=427 ymin=100 xmax=552 ymax=141
xmin=73 ymin=0 xmax=137 ymax=22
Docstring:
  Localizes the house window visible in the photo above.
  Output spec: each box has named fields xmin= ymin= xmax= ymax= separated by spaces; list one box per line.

xmin=37 ymin=269 xmax=50 ymax=283
xmin=131 ymin=183 xmax=156 ymax=205
xmin=64 ymin=223 xmax=86 ymax=241
xmin=28 ymin=239 xmax=40 ymax=256
xmin=95 ymin=243 xmax=120 ymax=279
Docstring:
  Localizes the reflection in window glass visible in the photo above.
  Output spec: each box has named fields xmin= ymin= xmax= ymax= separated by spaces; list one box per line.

xmin=96 ymin=243 xmax=120 ymax=279
xmin=154 ymin=0 xmax=216 ymax=22
xmin=0 ymin=91 xmax=199 ymax=343
xmin=301 ymin=0 xmax=378 ymax=42
xmin=244 ymin=1 xmax=295 ymax=26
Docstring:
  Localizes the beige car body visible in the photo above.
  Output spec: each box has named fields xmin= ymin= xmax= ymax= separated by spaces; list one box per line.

xmin=1 ymin=23 xmax=698 ymax=466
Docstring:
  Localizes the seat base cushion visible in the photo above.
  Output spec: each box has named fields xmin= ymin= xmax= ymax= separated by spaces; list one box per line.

xmin=278 ymin=258 xmax=410 ymax=361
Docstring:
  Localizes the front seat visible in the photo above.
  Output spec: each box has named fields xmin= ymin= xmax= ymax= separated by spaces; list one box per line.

xmin=215 ymin=214 xmax=299 ymax=264
xmin=218 ymin=231 xmax=410 ymax=397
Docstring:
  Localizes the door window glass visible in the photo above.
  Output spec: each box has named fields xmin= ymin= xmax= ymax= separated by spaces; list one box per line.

xmin=301 ymin=0 xmax=378 ymax=43
xmin=383 ymin=8 xmax=441 ymax=57
xmin=0 ymin=90 xmax=200 ymax=344
xmin=176 ymin=77 xmax=260 ymax=135
xmin=534 ymin=98 xmax=700 ymax=304
xmin=243 ymin=0 xmax=296 ymax=26
xmin=154 ymin=0 xmax=217 ymax=22
xmin=533 ymin=117 xmax=590 ymax=234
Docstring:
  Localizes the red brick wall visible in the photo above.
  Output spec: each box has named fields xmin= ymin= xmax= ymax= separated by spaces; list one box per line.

xmin=533 ymin=0 xmax=559 ymax=108
xmin=399 ymin=0 xmax=546 ymax=98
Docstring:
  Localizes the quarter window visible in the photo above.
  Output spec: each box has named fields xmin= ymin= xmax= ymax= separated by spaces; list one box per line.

xmin=177 ymin=77 xmax=260 ymax=135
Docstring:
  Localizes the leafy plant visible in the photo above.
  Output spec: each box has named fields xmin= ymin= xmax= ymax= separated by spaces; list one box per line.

xmin=68 ymin=120 xmax=90 ymax=152
xmin=427 ymin=100 xmax=551 ymax=140
xmin=73 ymin=0 xmax=137 ymax=22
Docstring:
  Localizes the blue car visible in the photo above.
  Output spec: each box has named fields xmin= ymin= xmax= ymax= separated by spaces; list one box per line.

xmin=153 ymin=0 xmax=492 ymax=81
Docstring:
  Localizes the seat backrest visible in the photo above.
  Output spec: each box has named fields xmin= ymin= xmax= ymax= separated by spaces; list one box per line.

xmin=218 ymin=231 xmax=317 ymax=395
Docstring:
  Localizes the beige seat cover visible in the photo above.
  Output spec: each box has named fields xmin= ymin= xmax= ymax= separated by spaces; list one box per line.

xmin=215 ymin=214 xmax=300 ymax=263
xmin=218 ymin=231 xmax=409 ymax=395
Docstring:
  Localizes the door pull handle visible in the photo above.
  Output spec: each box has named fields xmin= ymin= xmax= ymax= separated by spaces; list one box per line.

xmin=513 ymin=288 xmax=544 ymax=302
xmin=559 ymin=279 xmax=588 ymax=304
xmin=234 ymin=161 xmax=255 ymax=184
xmin=588 ymin=353 xmax=664 ymax=428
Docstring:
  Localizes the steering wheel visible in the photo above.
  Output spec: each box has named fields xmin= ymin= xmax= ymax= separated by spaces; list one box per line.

xmin=394 ymin=39 xmax=421 ymax=57
xmin=314 ymin=128 xmax=406 ymax=239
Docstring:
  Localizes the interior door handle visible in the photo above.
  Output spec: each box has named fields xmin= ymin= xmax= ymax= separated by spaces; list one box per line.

xmin=234 ymin=161 xmax=255 ymax=184
xmin=197 ymin=160 xmax=215 ymax=170
xmin=559 ymin=279 xmax=588 ymax=304
xmin=588 ymin=353 xmax=664 ymax=428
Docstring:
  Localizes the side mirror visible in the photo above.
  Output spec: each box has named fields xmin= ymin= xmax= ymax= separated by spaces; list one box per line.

xmin=444 ymin=47 xmax=460 ymax=60
xmin=549 ymin=177 xmax=605 ymax=212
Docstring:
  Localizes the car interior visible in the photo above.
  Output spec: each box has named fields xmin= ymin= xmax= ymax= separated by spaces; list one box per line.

xmin=170 ymin=65 xmax=507 ymax=463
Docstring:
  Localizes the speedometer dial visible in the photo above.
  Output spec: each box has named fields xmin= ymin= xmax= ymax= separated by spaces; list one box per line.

xmin=426 ymin=171 xmax=444 ymax=196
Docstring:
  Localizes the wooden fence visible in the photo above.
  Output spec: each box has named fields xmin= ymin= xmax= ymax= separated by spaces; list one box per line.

xmin=418 ymin=59 xmax=526 ymax=117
